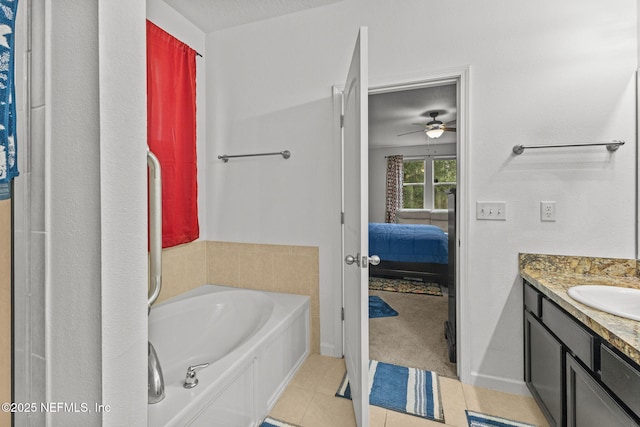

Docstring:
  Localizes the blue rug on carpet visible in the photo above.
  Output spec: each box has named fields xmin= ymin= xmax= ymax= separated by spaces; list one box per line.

xmin=369 ymin=295 xmax=398 ymax=318
xmin=260 ymin=417 xmax=300 ymax=427
xmin=335 ymin=360 xmax=444 ymax=422
xmin=466 ymin=410 xmax=538 ymax=427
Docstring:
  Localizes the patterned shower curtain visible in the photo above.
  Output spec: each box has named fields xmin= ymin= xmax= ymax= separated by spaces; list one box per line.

xmin=385 ymin=155 xmax=403 ymax=223
xmin=147 ymin=20 xmax=199 ymax=248
xmin=0 ymin=0 xmax=18 ymax=186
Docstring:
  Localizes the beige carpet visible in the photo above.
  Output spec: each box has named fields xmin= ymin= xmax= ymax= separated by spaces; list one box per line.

xmin=369 ymin=289 xmax=457 ymax=379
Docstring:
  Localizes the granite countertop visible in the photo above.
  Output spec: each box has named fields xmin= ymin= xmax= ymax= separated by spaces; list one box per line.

xmin=519 ymin=253 xmax=640 ymax=365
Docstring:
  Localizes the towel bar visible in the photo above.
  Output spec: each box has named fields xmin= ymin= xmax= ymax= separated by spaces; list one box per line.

xmin=218 ymin=150 xmax=291 ymax=162
xmin=512 ymin=140 xmax=625 ymax=155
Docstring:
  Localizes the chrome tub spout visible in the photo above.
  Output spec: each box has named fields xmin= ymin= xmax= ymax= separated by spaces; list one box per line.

xmin=148 ymin=341 xmax=165 ymax=404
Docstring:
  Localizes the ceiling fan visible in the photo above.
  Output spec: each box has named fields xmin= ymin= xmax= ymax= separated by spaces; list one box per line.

xmin=398 ymin=112 xmax=456 ymax=139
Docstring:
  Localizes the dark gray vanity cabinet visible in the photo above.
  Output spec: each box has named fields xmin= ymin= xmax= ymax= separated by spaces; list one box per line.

xmin=566 ymin=353 xmax=637 ymax=427
xmin=523 ymin=281 xmax=640 ymax=427
xmin=525 ymin=311 xmax=563 ymax=426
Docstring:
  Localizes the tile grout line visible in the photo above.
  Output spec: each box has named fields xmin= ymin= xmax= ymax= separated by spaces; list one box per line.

xmin=297 ymin=390 xmax=316 ymax=427
xmin=444 ymin=379 xmax=470 ymax=427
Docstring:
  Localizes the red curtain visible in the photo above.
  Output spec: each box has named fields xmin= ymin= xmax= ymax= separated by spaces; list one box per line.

xmin=147 ymin=20 xmax=199 ymax=248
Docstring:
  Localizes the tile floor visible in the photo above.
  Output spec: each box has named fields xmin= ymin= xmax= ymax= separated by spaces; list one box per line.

xmin=268 ymin=354 xmax=550 ymax=427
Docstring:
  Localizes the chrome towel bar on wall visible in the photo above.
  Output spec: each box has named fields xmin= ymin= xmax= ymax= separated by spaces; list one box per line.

xmin=218 ymin=150 xmax=291 ymax=162
xmin=512 ymin=140 xmax=625 ymax=155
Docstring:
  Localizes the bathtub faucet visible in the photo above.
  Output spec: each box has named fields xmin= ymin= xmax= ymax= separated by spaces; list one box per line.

xmin=183 ymin=363 xmax=209 ymax=389
xmin=148 ymin=341 xmax=165 ymax=404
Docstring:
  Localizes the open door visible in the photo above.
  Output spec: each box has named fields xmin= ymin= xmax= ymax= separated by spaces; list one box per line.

xmin=341 ymin=27 xmax=374 ymax=427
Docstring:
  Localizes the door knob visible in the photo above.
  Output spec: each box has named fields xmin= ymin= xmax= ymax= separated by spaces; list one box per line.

xmin=368 ymin=255 xmax=380 ymax=266
xmin=345 ymin=253 xmax=360 ymax=267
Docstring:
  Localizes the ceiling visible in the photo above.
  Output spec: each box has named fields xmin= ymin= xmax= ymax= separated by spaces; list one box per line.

xmin=369 ymin=83 xmax=457 ymax=149
xmin=164 ymin=0 xmax=342 ymax=33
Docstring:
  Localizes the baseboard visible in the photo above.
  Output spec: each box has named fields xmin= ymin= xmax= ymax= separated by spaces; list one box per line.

xmin=469 ymin=371 xmax=532 ymax=396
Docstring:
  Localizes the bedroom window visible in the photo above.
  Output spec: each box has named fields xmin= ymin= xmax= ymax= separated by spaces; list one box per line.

xmin=402 ymin=157 xmax=456 ymax=209
xmin=433 ymin=158 xmax=456 ymax=209
xmin=402 ymin=159 xmax=425 ymax=209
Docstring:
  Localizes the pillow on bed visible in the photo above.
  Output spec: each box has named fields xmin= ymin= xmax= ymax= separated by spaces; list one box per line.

xmin=430 ymin=210 xmax=448 ymax=232
xmin=395 ymin=209 xmax=432 ymax=224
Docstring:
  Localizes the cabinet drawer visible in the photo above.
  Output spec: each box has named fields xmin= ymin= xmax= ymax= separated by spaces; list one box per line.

xmin=600 ymin=344 xmax=640 ymax=418
xmin=542 ymin=298 xmax=594 ymax=369
xmin=524 ymin=283 xmax=541 ymax=317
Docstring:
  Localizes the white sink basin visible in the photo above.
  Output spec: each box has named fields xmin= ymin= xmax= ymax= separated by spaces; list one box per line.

xmin=567 ymin=285 xmax=640 ymax=321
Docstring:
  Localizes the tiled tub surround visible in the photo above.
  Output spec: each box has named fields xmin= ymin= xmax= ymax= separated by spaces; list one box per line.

xmin=519 ymin=253 xmax=640 ymax=364
xmin=0 ymin=199 xmax=11 ymax=427
xmin=156 ymin=240 xmax=320 ymax=353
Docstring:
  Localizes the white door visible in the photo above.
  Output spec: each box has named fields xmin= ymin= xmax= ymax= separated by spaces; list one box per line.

xmin=342 ymin=27 xmax=374 ymax=427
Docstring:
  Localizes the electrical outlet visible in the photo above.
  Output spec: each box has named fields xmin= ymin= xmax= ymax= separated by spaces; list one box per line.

xmin=476 ymin=201 xmax=507 ymax=221
xmin=540 ymin=201 xmax=556 ymax=222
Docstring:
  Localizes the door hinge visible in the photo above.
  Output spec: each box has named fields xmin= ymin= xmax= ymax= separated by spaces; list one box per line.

xmin=341 ymin=307 xmax=345 ymax=321
xmin=340 ymin=114 xmax=344 ymax=128
xmin=340 ymin=211 xmax=344 ymax=224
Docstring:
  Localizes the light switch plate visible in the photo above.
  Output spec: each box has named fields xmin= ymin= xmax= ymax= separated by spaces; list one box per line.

xmin=476 ymin=201 xmax=507 ymax=221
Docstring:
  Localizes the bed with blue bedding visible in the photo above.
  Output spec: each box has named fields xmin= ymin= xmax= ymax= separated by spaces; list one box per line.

xmin=368 ymin=223 xmax=448 ymax=284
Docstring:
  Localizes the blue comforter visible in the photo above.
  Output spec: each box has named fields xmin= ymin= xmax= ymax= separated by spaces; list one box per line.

xmin=368 ymin=223 xmax=448 ymax=264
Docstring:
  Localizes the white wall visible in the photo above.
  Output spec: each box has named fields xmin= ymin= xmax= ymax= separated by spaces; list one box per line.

xmin=205 ymin=0 xmax=637 ymax=393
xmin=205 ymin=0 xmax=360 ymax=357
xmin=99 ymin=1 xmax=148 ymax=425
xmin=147 ymin=0 xmax=207 ymax=239
xmin=44 ymin=1 xmax=148 ymax=425
xmin=46 ymin=3 xmax=103 ymax=424
xmin=369 ymin=143 xmax=457 ymax=222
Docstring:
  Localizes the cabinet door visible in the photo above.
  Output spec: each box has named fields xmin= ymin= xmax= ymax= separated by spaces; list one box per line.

xmin=566 ymin=354 xmax=639 ymax=427
xmin=525 ymin=311 xmax=563 ymax=427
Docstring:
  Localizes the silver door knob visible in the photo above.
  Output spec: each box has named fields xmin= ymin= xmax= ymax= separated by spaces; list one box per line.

xmin=345 ymin=253 xmax=360 ymax=267
xmin=368 ymin=255 xmax=380 ymax=266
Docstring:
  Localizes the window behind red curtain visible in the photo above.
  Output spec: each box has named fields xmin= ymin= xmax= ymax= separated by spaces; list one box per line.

xmin=147 ymin=20 xmax=199 ymax=248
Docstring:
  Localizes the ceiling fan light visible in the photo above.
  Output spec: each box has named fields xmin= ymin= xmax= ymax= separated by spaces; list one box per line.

xmin=425 ymin=127 xmax=445 ymax=139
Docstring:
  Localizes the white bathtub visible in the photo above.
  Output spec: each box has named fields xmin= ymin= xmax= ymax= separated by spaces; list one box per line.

xmin=147 ymin=285 xmax=310 ymax=426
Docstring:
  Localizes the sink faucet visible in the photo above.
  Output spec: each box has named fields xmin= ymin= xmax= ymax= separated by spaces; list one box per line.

xmin=183 ymin=363 xmax=209 ymax=389
xmin=148 ymin=341 xmax=165 ymax=403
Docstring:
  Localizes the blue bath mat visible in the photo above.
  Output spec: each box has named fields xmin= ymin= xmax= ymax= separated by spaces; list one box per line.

xmin=336 ymin=360 xmax=444 ymax=422
xmin=369 ymin=295 xmax=398 ymax=318
xmin=260 ymin=417 xmax=300 ymax=427
xmin=466 ymin=410 xmax=538 ymax=427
